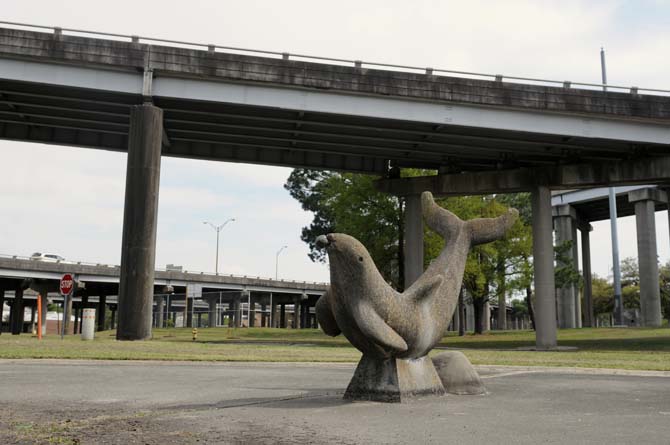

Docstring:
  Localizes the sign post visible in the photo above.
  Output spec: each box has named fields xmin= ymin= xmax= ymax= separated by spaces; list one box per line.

xmin=60 ymin=274 xmax=74 ymax=340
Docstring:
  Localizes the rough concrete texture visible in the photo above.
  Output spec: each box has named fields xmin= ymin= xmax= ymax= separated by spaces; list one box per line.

xmin=116 ymin=105 xmax=163 ymax=341
xmin=3 ymin=28 xmax=669 ymax=119
xmin=344 ymin=355 xmax=445 ymax=402
xmin=432 ymin=351 xmax=486 ymax=395
xmin=316 ymin=191 xmax=517 ymax=401
xmin=2 ymin=360 xmax=670 ymax=445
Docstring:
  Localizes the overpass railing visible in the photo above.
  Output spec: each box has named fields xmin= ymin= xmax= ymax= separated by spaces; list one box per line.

xmin=0 ymin=253 xmax=327 ymax=286
xmin=1 ymin=20 xmax=668 ymax=96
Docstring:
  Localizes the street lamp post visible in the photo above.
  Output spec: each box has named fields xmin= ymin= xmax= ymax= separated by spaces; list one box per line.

xmin=275 ymin=245 xmax=288 ymax=280
xmin=203 ymin=218 xmax=235 ymax=275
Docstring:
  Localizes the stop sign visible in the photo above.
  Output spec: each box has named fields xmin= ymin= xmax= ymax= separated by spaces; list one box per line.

xmin=60 ymin=274 xmax=74 ymax=296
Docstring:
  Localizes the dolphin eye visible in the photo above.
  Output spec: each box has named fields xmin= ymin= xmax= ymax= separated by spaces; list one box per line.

xmin=358 ymin=256 xmax=363 ymax=262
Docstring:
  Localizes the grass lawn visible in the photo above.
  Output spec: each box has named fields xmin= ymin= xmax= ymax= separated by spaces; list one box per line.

xmin=0 ymin=327 xmax=669 ymax=371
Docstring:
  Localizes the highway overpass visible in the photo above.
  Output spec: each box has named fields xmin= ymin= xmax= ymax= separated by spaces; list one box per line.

xmin=0 ymin=254 xmax=326 ymax=335
xmin=1 ymin=22 xmax=669 ymax=346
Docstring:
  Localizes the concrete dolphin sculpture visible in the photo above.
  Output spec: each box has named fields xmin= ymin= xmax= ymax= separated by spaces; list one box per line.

xmin=315 ymin=191 xmax=517 ymax=402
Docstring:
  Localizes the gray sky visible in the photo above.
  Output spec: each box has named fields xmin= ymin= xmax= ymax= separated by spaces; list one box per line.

xmin=1 ymin=0 xmax=669 ymax=283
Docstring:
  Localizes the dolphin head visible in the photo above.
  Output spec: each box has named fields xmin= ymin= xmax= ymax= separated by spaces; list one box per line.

xmin=316 ymin=233 xmax=385 ymax=290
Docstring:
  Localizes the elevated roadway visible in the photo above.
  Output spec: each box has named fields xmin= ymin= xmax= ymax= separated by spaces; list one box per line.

xmin=2 ymin=23 xmax=669 ymax=346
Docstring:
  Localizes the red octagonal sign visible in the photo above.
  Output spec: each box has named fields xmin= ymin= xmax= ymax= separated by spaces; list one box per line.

xmin=60 ymin=274 xmax=74 ymax=296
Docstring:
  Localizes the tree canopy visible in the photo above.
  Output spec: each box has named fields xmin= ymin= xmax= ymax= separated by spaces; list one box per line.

xmin=285 ymin=169 xmax=534 ymax=334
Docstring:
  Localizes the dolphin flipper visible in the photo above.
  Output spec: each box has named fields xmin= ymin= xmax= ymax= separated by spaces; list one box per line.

xmin=403 ymin=274 xmax=443 ymax=302
xmin=316 ymin=291 xmax=341 ymax=337
xmin=354 ymin=300 xmax=408 ymax=353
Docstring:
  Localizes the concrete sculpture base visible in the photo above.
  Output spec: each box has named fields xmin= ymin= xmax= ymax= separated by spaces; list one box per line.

xmin=344 ymin=355 xmax=446 ymax=403
xmin=432 ymin=351 xmax=486 ymax=395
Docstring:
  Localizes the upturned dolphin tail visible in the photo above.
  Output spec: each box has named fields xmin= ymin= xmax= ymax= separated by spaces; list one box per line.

xmin=420 ymin=191 xmax=518 ymax=246
xmin=421 ymin=191 xmax=464 ymax=243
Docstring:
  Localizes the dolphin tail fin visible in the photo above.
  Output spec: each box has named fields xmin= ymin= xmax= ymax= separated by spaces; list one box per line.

xmin=421 ymin=191 xmax=518 ymax=246
xmin=316 ymin=290 xmax=341 ymax=337
xmin=421 ymin=191 xmax=464 ymax=243
xmin=465 ymin=208 xmax=519 ymax=246
xmin=354 ymin=301 xmax=408 ymax=353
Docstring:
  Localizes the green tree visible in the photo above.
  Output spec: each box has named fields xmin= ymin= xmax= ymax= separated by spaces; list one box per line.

xmin=285 ymin=169 xmax=405 ymax=288
xmin=592 ymin=274 xmax=614 ymax=318
xmin=619 ymin=257 xmax=640 ymax=310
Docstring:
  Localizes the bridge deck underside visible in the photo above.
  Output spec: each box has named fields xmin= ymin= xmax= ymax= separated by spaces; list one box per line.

xmin=571 ymin=194 xmax=668 ymax=222
xmin=2 ymin=79 xmax=667 ymax=175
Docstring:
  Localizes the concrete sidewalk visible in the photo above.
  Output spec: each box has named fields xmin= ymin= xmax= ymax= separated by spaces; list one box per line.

xmin=1 ymin=360 xmax=669 ymax=444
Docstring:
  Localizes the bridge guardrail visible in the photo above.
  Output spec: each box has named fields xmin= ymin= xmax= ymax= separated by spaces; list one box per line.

xmin=0 ymin=253 xmax=328 ymax=286
xmin=1 ymin=20 xmax=668 ymax=96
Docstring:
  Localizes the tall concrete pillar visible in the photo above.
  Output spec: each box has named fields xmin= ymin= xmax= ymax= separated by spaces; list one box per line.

xmin=452 ymin=307 xmax=460 ymax=333
xmin=553 ymin=205 xmax=577 ymax=329
xmin=483 ymin=301 xmax=491 ymax=332
xmin=11 ymin=288 xmax=24 ymax=335
xmin=271 ymin=300 xmax=277 ymax=328
xmin=234 ymin=298 xmax=241 ymax=328
xmin=533 ymin=186 xmax=557 ymax=350
xmin=117 ymin=104 xmax=163 ymax=341
xmin=185 ymin=297 xmax=193 ymax=328
xmin=30 ymin=304 xmax=36 ymax=330
xmin=97 ymin=295 xmax=107 ymax=331
xmin=571 ymin=223 xmax=582 ymax=328
xmin=404 ymin=194 xmax=424 ymax=287
xmin=197 ymin=313 xmax=202 ymax=328
xmin=155 ymin=296 xmax=164 ymax=329
xmin=292 ymin=296 xmax=300 ymax=329
xmin=580 ymin=224 xmax=594 ymax=327
xmin=280 ymin=304 xmax=286 ymax=328
xmin=208 ymin=298 xmax=217 ymax=328
xmin=110 ymin=306 xmax=116 ymax=329
xmin=249 ymin=300 xmax=256 ymax=327
xmin=465 ymin=301 xmax=475 ymax=333
xmin=628 ymin=188 xmax=665 ymax=327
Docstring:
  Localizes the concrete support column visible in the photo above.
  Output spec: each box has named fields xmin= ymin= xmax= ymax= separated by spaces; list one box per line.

xmin=110 ymin=306 xmax=116 ymax=329
xmin=404 ymin=194 xmax=424 ymax=287
xmin=452 ymin=307 xmax=460 ymax=333
xmin=155 ymin=296 xmax=164 ymax=329
xmin=208 ymin=298 xmax=217 ymax=328
xmin=186 ymin=297 xmax=193 ymax=328
xmin=234 ymin=298 xmax=241 ymax=328
xmin=533 ymin=186 xmax=557 ymax=350
xmin=11 ymin=288 xmax=24 ymax=335
xmin=280 ymin=304 xmax=286 ymax=328
xmin=117 ymin=104 xmax=163 ymax=340
xmin=97 ymin=295 xmax=107 ymax=331
xmin=580 ymin=224 xmax=594 ymax=327
xmin=249 ymin=300 xmax=256 ymax=327
xmin=292 ymin=296 xmax=300 ymax=329
xmin=483 ymin=301 xmax=491 ymax=332
xmin=197 ymin=313 xmax=202 ymax=328
xmin=553 ymin=204 xmax=577 ymax=329
xmin=270 ymin=300 xmax=277 ymax=328
xmin=629 ymin=188 xmax=666 ymax=327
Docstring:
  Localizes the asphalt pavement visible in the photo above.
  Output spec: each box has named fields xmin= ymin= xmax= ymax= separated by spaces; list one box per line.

xmin=1 ymin=360 xmax=669 ymax=444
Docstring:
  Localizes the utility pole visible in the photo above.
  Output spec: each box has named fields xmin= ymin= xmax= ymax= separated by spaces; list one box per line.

xmin=601 ymin=47 xmax=623 ymax=325
xmin=275 ymin=245 xmax=288 ymax=280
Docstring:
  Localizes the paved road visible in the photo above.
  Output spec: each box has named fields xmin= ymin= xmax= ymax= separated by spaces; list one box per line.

xmin=1 ymin=360 xmax=669 ymax=444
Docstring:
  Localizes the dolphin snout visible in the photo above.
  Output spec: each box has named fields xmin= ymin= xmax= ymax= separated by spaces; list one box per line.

xmin=315 ymin=235 xmax=330 ymax=248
